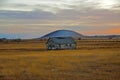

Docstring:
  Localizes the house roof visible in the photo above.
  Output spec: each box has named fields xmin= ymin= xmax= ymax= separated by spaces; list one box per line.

xmin=47 ymin=37 xmax=76 ymax=44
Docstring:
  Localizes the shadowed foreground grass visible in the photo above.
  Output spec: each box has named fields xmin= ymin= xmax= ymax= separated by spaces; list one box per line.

xmin=0 ymin=40 xmax=120 ymax=80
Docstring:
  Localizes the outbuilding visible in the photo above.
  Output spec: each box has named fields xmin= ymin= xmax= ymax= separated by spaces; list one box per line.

xmin=46 ymin=37 xmax=76 ymax=50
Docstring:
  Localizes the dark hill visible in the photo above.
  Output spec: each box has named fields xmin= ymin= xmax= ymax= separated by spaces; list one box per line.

xmin=41 ymin=30 xmax=84 ymax=39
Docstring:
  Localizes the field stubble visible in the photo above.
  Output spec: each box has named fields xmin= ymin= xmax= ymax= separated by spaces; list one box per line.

xmin=0 ymin=39 xmax=120 ymax=80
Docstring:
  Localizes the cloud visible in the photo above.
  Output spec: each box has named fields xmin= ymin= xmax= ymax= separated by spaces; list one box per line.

xmin=0 ymin=0 xmax=120 ymax=38
xmin=0 ymin=9 xmax=119 ymax=30
xmin=0 ymin=0 xmax=120 ymax=13
xmin=0 ymin=10 xmax=55 ymax=19
xmin=0 ymin=0 xmax=9 ymax=6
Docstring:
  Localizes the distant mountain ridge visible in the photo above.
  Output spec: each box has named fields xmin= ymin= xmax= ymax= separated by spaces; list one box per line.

xmin=41 ymin=30 xmax=84 ymax=39
xmin=84 ymin=35 xmax=120 ymax=39
xmin=40 ymin=30 xmax=120 ymax=39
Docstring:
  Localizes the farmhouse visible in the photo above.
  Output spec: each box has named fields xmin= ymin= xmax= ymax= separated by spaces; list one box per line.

xmin=46 ymin=37 xmax=76 ymax=50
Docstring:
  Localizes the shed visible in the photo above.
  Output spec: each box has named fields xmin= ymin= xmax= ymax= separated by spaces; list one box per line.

xmin=46 ymin=37 xmax=76 ymax=50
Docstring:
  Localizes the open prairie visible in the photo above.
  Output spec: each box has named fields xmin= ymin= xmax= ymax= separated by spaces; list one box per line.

xmin=0 ymin=39 xmax=120 ymax=80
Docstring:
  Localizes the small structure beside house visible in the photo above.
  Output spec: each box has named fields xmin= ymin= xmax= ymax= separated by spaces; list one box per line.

xmin=46 ymin=37 xmax=76 ymax=50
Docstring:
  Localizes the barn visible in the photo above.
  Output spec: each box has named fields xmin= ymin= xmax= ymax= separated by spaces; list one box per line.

xmin=46 ymin=37 xmax=76 ymax=50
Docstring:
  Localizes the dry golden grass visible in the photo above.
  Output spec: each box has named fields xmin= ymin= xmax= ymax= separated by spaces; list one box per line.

xmin=0 ymin=39 xmax=120 ymax=80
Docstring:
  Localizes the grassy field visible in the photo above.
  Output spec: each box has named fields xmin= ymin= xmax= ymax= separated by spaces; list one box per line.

xmin=0 ymin=39 xmax=120 ymax=80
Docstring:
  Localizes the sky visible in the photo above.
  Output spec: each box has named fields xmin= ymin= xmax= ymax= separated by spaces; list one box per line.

xmin=0 ymin=0 xmax=120 ymax=39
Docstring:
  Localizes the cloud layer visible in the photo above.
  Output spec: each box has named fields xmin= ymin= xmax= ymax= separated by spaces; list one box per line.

xmin=0 ymin=0 xmax=120 ymax=38
xmin=0 ymin=0 xmax=120 ymax=13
